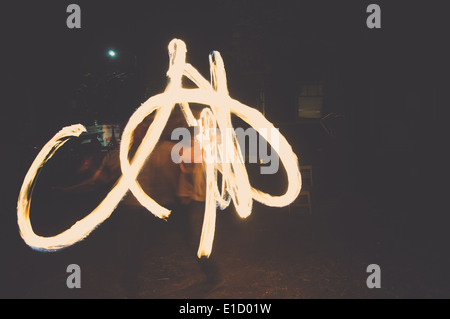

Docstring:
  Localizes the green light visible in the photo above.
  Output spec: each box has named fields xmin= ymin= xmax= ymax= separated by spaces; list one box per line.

xmin=108 ymin=50 xmax=117 ymax=58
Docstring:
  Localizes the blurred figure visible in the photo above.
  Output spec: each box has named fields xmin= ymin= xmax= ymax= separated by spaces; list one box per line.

xmin=58 ymin=146 xmax=121 ymax=193
xmin=57 ymin=114 xmax=183 ymax=297
xmin=58 ymin=115 xmax=181 ymax=208
xmin=175 ymin=126 xmax=220 ymax=293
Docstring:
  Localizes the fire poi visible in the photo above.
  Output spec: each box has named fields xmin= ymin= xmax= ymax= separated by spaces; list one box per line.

xmin=17 ymin=39 xmax=302 ymax=258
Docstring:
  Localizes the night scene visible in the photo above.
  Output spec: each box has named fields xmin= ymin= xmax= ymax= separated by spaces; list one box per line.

xmin=0 ymin=0 xmax=448 ymax=302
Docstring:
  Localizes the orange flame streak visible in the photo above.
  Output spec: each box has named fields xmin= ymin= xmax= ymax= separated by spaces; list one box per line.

xmin=17 ymin=39 xmax=302 ymax=258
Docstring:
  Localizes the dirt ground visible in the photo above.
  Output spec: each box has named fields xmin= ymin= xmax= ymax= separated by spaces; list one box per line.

xmin=2 ymin=181 xmax=449 ymax=299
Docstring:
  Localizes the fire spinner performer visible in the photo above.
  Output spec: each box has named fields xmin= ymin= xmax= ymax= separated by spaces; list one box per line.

xmin=17 ymin=39 xmax=302 ymax=258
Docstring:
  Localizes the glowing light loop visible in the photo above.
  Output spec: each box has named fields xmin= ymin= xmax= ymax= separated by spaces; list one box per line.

xmin=17 ymin=39 xmax=302 ymax=258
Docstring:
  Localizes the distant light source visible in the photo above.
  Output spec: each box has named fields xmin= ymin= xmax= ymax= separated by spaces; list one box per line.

xmin=107 ymin=49 xmax=117 ymax=58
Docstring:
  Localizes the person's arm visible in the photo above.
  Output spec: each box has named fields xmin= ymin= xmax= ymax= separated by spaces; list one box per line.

xmin=55 ymin=169 xmax=103 ymax=192
xmin=56 ymin=151 xmax=119 ymax=192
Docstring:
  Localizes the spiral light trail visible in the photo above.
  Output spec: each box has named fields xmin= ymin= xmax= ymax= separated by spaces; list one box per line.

xmin=17 ymin=39 xmax=302 ymax=258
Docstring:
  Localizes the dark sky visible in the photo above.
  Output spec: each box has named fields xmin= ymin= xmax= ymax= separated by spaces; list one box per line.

xmin=2 ymin=0 xmax=449 ymax=143
xmin=1 ymin=2 xmax=448 ymax=298
xmin=1 ymin=2 xmax=448 ymax=287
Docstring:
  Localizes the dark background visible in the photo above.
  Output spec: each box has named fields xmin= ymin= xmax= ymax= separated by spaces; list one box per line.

xmin=0 ymin=0 xmax=448 ymax=298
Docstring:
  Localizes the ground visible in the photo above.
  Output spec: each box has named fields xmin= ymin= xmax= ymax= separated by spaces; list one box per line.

xmin=2 ymin=179 xmax=448 ymax=299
